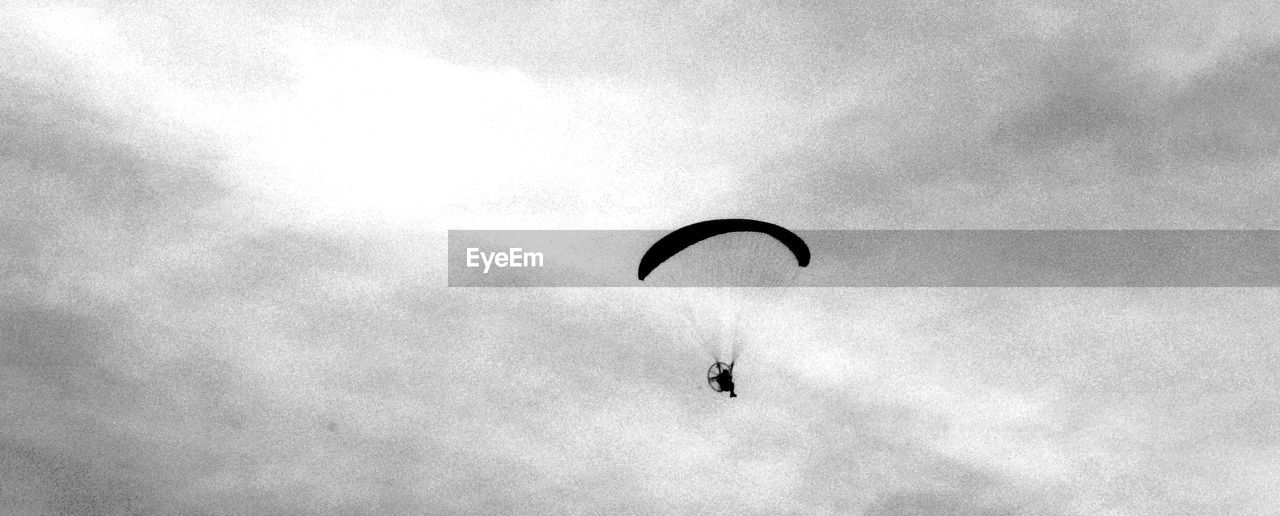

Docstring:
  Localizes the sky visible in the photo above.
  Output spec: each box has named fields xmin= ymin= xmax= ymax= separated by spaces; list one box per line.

xmin=3 ymin=1 xmax=1280 ymax=513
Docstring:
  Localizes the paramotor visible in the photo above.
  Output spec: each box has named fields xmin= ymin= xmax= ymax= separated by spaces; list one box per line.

xmin=638 ymin=218 xmax=810 ymax=399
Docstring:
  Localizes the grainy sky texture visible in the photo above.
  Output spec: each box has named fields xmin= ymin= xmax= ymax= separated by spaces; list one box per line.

xmin=4 ymin=1 xmax=1280 ymax=514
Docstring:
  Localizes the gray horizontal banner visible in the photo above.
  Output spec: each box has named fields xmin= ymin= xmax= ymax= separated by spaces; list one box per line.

xmin=448 ymin=230 xmax=1280 ymax=287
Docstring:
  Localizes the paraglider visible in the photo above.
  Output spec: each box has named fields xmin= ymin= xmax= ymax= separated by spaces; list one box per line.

xmin=638 ymin=218 xmax=809 ymax=399
xmin=708 ymin=362 xmax=736 ymax=398
xmin=637 ymin=219 xmax=810 ymax=281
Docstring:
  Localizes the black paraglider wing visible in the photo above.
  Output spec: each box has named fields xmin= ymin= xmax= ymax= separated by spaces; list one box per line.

xmin=637 ymin=219 xmax=810 ymax=281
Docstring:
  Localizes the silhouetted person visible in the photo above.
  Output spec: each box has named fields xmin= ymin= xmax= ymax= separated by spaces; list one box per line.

xmin=714 ymin=368 xmax=737 ymax=398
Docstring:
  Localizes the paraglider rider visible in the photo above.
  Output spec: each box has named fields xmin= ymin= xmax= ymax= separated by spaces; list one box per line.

xmin=715 ymin=368 xmax=737 ymax=398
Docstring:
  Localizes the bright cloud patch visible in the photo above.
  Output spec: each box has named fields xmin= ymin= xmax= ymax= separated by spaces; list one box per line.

xmin=247 ymin=40 xmax=570 ymax=225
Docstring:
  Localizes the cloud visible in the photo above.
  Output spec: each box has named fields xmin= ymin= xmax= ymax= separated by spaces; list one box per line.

xmin=740 ymin=3 xmax=1280 ymax=227
xmin=6 ymin=1 xmax=1280 ymax=513
xmin=991 ymin=37 xmax=1280 ymax=172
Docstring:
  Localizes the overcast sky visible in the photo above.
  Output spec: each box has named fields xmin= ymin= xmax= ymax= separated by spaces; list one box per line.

xmin=4 ymin=1 xmax=1280 ymax=514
